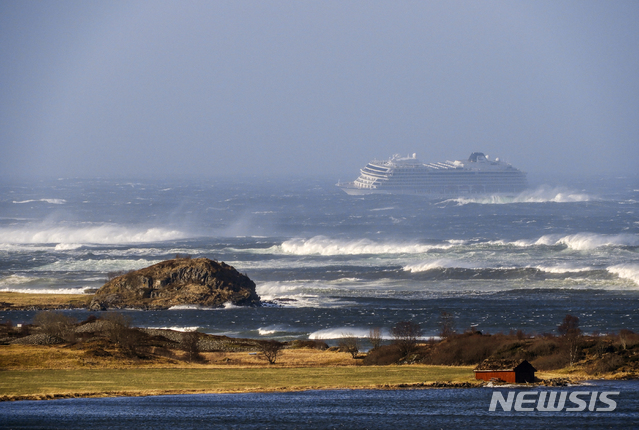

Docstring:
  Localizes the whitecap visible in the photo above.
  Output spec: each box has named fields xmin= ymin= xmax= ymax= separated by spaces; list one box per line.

xmin=0 ymin=286 xmax=89 ymax=294
xmin=403 ymin=259 xmax=475 ymax=272
xmin=13 ymin=199 xmax=66 ymax=204
xmin=279 ymin=236 xmax=451 ymax=256
xmin=441 ymin=186 xmax=597 ymax=205
xmin=0 ymin=224 xmax=188 ymax=245
xmin=145 ymin=326 xmax=199 ymax=332
xmin=608 ymin=264 xmax=639 ymax=287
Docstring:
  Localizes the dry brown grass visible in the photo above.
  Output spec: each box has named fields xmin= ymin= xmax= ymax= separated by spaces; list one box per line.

xmin=0 ymin=292 xmax=92 ymax=309
xmin=0 ymin=344 xmax=360 ymax=370
xmin=0 ymin=345 xmax=477 ymax=401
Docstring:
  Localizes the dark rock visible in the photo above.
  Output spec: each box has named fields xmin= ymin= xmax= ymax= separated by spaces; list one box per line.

xmin=89 ymin=257 xmax=260 ymax=310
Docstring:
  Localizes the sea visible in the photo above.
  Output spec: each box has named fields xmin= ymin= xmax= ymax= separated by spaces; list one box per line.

xmin=1 ymin=175 xmax=638 ymax=427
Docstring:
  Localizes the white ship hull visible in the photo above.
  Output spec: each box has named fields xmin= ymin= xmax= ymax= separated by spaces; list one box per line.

xmin=338 ymin=152 xmax=527 ymax=198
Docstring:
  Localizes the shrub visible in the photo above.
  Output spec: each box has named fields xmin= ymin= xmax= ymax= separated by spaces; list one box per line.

xmin=258 ymin=340 xmax=285 ymax=364
xmin=390 ymin=321 xmax=422 ymax=357
xmin=180 ymin=331 xmax=203 ymax=363
xmin=363 ymin=344 xmax=403 ymax=365
xmin=586 ymin=354 xmax=625 ymax=375
xmin=532 ymin=352 xmax=570 ymax=370
xmin=337 ymin=334 xmax=360 ymax=358
xmin=368 ymin=327 xmax=383 ymax=350
xmin=33 ymin=311 xmax=76 ymax=341
xmin=438 ymin=312 xmax=456 ymax=339
xmin=289 ymin=339 xmax=329 ymax=350
xmin=426 ymin=332 xmax=498 ymax=365
xmin=528 ymin=338 xmax=559 ymax=357
xmin=101 ymin=312 xmax=140 ymax=354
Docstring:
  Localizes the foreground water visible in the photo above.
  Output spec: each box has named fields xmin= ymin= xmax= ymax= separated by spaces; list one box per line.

xmin=1 ymin=380 xmax=638 ymax=429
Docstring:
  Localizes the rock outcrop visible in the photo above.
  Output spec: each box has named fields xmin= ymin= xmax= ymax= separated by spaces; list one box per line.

xmin=89 ymin=257 xmax=260 ymax=310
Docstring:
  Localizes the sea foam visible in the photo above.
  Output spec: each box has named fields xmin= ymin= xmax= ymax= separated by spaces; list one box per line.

xmin=0 ymin=224 xmax=187 ymax=245
xmin=280 ymin=236 xmax=451 ymax=256
xmin=442 ymin=186 xmax=596 ymax=205
xmin=608 ymin=264 xmax=639 ymax=287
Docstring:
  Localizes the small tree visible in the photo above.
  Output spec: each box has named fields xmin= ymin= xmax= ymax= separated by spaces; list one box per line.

xmin=33 ymin=311 xmax=76 ymax=341
xmin=558 ymin=314 xmax=581 ymax=366
xmin=618 ymin=329 xmax=634 ymax=350
xmin=180 ymin=331 xmax=203 ymax=363
xmin=438 ymin=311 xmax=456 ymax=339
xmin=257 ymin=340 xmax=285 ymax=364
xmin=338 ymin=333 xmax=360 ymax=358
xmin=102 ymin=312 xmax=139 ymax=354
xmin=368 ymin=327 xmax=383 ymax=350
xmin=390 ymin=321 xmax=422 ymax=357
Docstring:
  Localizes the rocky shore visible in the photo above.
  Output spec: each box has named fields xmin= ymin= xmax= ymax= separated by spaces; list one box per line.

xmin=89 ymin=257 xmax=261 ymax=310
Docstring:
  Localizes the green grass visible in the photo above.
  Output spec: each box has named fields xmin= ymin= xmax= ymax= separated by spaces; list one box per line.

xmin=0 ymin=366 xmax=475 ymax=400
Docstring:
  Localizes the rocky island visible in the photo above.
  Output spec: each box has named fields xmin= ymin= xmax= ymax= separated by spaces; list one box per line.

xmin=89 ymin=257 xmax=260 ymax=310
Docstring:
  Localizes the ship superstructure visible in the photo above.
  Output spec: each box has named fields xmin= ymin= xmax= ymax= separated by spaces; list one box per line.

xmin=337 ymin=152 xmax=527 ymax=197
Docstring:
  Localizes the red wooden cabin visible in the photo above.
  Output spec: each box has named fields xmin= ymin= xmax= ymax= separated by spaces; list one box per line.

xmin=474 ymin=359 xmax=536 ymax=383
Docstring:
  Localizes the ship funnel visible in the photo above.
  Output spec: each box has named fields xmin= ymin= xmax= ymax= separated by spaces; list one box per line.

xmin=412 ymin=153 xmax=417 ymax=159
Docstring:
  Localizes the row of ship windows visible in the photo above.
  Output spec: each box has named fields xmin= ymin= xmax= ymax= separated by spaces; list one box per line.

xmin=357 ymin=176 xmax=527 ymax=184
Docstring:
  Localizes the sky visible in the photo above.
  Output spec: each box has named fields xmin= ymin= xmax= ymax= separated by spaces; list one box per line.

xmin=1 ymin=0 xmax=638 ymax=180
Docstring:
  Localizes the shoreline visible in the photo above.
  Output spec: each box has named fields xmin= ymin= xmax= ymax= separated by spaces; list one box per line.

xmin=1 ymin=293 xmax=636 ymax=402
xmin=0 ymin=379 xmax=486 ymax=403
xmin=0 ymin=365 xmax=590 ymax=403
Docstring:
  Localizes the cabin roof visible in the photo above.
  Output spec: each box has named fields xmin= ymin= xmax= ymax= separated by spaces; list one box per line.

xmin=474 ymin=359 xmax=536 ymax=372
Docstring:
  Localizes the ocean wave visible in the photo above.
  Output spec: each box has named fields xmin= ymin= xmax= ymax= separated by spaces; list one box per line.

xmin=0 ymin=286 xmax=89 ymax=294
xmin=442 ymin=186 xmax=596 ymax=205
xmin=402 ymin=264 xmax=609 ymax=281
xmin=258 ymin=325 xmax=298 ymax=336
xmin=0 ymin=224 xmax=188 ymax=245
xmin=54 ymin=243 xmax=84 ymax=250
xmin=279 ymin=236 xmax=452 ymax=256
xmin=539 ymin=233 xmax=639 ymax=251
xmin=167 ymin=305 xmax=216 ymax=310
xmin=256 ymin=281 xmax=354 ymax=308
xmin=488 ymin=233 xmax=639 ymax=251
xmin=308 ymin=327 xmax=438 ymax=340
xmin=533 ymin=264 xmax=595 ymax=274
xmin=309 ymin=327 xmax=379 ymax=340
xmin=0 ymin=275 xmax=36 ymax=286
xmin=12 ymin=199 xmax=66 ymax=204
xmin=403 ymin=259 xmax=476 ymax=272
xmin=608 ymin=264 xmax=639 ymax=286
xmin=145 ymin=325 xmax=199 ymax=332
xmin=35 ymin=258 xmax=162 ymax=272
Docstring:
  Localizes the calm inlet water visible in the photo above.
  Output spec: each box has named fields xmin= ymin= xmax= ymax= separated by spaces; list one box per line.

xmin=1 ymin=381 xmax=638 ymax=429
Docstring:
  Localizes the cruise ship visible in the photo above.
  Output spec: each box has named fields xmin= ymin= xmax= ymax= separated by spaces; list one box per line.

xmin=337 ymin=152 xmax=527 ymax=197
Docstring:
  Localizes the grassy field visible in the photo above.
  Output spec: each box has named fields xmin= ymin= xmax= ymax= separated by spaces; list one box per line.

xmin=0 ymin=344 xmax=479 ymax=400
xmin=0 ymin=366 xmax=477 ymax=400
xmin=0 ymin=292 xmax=92 ymax=309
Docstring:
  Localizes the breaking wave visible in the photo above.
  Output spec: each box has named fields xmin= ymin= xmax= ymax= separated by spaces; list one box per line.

xmin=0 ymin=286 xmax=89 ymax=294
xmin=145 ymin=325 xmax=199 ymax=332
xmin=506 ymin=233 xmax=639 ymax=251
xmin=444 ymin=186 xmax=596 ymax=205
xmin=13 ymin=199 xmax=66 ymax=204
xmin=608 ymin=264 xmax=639 ymax=287
xmin=279 ymin=236 xmax=453 ymax=256
xmin=275 ymin=232 xmax=637 ymax=258
xmin=0 ymin=224 xmax=188 ymax=245
xmin=35 ymin=258 xmax=162 ymax=272
xmin=308 ymin=327 xmax=439 ymax=340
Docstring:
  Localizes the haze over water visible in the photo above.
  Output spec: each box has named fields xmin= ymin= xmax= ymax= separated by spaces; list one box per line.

xmin=1 ymin=176 xmax=637 ymax=341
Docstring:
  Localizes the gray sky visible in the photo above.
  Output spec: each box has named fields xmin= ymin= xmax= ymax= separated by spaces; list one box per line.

xmin=1 ymin=0 xmax=638 ymax=180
